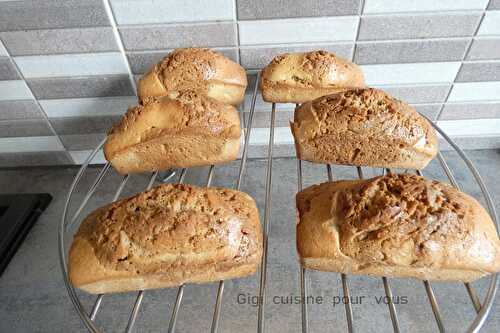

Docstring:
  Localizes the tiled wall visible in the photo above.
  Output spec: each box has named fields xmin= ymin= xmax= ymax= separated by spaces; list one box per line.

xmin=0 ymin=0 xmax=499 ymax=167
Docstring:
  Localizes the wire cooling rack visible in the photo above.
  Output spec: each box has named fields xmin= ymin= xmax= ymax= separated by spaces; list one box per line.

xmin=58 ymin=72 xmax=268 ymax=332
xmin=60 ymin=73 xmax=498 ymax=332
xmin=289 ymin=107 xmax=499 ymax=332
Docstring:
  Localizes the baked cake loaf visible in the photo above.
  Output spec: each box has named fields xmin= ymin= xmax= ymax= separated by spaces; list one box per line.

xmin=296 ymin=174 xmax=500 ymax=282
xmin=290 ymin=88 xmax=438 ymax=169
xmin=69 ymin=183 xmax=262 ymax=294
xmin=104 ymin=91 xmax=241 ymax=175
xmin=138 ymin=48 xmax=247 ymax=105
xmin=260 ymin=50 xmax=365 ymax=103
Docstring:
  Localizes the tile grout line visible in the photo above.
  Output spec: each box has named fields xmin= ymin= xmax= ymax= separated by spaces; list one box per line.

xmin=2 ymin=0 xmax=138 ymax=163
xmin=232 ymin=9 xmax=487 ymax=23
xmin=1 ymin=2 xmax=499 ymax=161
xmin=225 ymin=36 xmax=500 ymax=50
xmin=233 ymin=0 xmax=241 ymax=65
xmin=12 ymin=57 xmax=493 ymax=80
xmin=360 ymin=9 xmax=488 ymax=17
xmin=244 ymin=61 xmax=487 ymax=72
xmin=127 ymin=46 xmax=240 ymax=55
xmin=117 ymin=19 xmax=238 ymax=30
xmin=233 ymin=0 xmax=247 ymax=129
xmin=102 ymin=0 xmax=138 ymax=95
xmin=352 ymin=0 xmax=366 ymax=62
xmin=4 ymin=46 xmax=73 ymax=161
xmin=434 ymin=0 xmax=492 ymax=121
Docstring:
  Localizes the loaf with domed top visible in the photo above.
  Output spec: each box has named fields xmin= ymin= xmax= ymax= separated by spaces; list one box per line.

xmin=138 ymin=48 xmax=247 ymax=105
xmin=104 ymin=91 xmax=241 ymax=175
xmin=296 ymin=174 xmax=500 ymax=282
xmin=69 ymin=183 xmax=263 ymax=294
xmin=290 ymin=88 xmax=438 ymax=169
xmin=260 ymin=50 xmax=365 ymax=103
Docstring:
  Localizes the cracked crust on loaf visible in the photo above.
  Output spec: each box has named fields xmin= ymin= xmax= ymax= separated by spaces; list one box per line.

xmin=104 ymin=91 xmax=241 ymax=175
xmin=69 ymin=183 xmax=262 ymax=294
xmin=290 ymin=88 xmax=438 ymax=169
xmin=138 ymin=48 xmax=247 ymax=105
xmin=260 ymin=50 xmax=365 ymax=103
xmin=296 ymin=174 xmax=500 ymax=282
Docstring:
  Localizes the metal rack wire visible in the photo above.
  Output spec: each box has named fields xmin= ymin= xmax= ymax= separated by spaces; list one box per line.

xmin=60 ymin=72 xmax=498 ymax=332
xmin=58 ymin=72 xmax=268 ymax=332
xmin=293 ymin=109 xmax=499 ymax=332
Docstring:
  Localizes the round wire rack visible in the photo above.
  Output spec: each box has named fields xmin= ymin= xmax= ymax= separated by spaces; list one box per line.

xmin=59 ymin=73 xmax=498 ymax=332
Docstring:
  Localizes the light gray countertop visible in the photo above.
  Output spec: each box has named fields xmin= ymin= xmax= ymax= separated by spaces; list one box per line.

xmin=1 ymin=150 xmax=499 ymax=332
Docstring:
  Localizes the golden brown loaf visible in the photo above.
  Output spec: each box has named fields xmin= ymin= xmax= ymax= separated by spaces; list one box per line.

xmin=296 ymin=174 xmax=500 ymax=282
xmin=69 ymin=183 xmax=263 ymax=294
xmin=260 ymin=50 xmax=365 ymax=103
xmin=138 ymin=48 xmax=247 ymax=105
xmin=104 ymin=91 xmax=241 ymax=175
xmin=290 ymin=88 xmax=438 ymax=169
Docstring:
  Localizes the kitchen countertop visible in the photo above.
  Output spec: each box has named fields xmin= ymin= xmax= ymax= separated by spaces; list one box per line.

xmin=1 ymin=150 xmax=500 ymax=332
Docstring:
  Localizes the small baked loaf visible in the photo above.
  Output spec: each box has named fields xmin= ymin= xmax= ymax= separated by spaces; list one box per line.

xmin=104 ymin=91 xmax=241 ymax=175
xmin=138 ymin=48 xmax=247 ymax=105
xmin=260 ymin=50 xmax=365 ymax=103
xmin=296 ymin=174 xmax=500 ymax=282
xmin=69 ymin=183 xmax=262 ymax=294
xmin=290 ymin=88 xmax=438 ymax=169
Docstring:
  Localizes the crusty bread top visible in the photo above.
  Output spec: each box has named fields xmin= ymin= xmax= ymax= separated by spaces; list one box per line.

xmin=261 ymin=50 xmax=365 ymax=89
xmin=72 ymin=183 xmax=262 ymax=276
xmin=293 ymin=88 xmax=438 ymax=158
xmin=297 ymin=174 xmax=500 ymax=272
xmin=138 ymin=48 xmax=247 ymax=102
xmin=104 ymin=91 xmax=241 ymax=161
